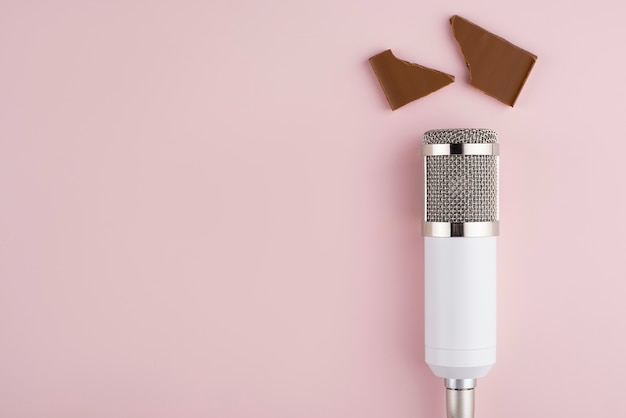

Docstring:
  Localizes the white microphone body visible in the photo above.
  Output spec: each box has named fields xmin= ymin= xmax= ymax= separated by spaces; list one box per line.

xmin=422 ymin=129 xmax=499 ymax=418
xmin=424 ymin=236 xmax=496 ymax=379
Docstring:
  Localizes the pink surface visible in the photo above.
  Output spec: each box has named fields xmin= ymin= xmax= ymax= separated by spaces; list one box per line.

xmin=1 ymin=1 xmax=624 ymax=417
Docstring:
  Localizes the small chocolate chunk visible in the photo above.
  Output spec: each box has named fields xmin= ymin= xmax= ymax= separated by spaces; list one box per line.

xmin=450 ymin=15 xmax=537 ymax=106
xmin=369 ymin=49 xmax=455 ymax=110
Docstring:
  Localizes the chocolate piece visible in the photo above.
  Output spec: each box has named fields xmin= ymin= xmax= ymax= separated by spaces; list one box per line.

xmin=369 ymin=49 xmax=454 ymax=110
xmin=450 ymin=15 xmax=537 ymax=106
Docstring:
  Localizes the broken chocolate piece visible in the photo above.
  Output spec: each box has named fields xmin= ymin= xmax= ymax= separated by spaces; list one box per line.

xmin=369 ymin=49 xmax=455 ymax=110
xmin=450 ymin=15 xmax=537 ymax=106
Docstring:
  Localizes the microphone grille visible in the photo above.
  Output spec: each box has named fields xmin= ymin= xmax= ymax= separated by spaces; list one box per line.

xmin=423 ymin=129 xmax=498 ymax=223
xmin=423 ymin=128 xmax=497 ymax=145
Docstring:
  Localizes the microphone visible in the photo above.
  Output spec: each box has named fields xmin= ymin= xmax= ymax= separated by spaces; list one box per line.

xmin=422 ymin=129 xmax=499 ymax=418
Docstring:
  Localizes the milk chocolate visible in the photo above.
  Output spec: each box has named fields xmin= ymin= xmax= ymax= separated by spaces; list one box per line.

xmin=369 ymin=49 xmax=454 ymax=110
xmin=450 ymin=15 xmax=537 ymax=106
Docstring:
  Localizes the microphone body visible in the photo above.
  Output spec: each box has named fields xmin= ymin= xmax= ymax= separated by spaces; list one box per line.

xmin=424 ymin=236 xmax=496 ymax=379
xmin=422 ymin=129 xmax=499 ymax=418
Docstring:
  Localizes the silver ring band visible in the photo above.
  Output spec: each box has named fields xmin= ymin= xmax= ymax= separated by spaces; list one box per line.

xmin=422 ymin=143 xmax=499 ymax=156
xmin=445 ymin=378 xmax=477 ymax=390
xmin=423 ymin=221 xmax=499 ymax=237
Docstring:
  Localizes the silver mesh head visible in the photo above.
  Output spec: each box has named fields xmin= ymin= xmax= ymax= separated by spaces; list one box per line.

xmin=424 ymin=129 xmax=498 ymax=223
xmin=424 ymin=128 xmax=497 ymax=145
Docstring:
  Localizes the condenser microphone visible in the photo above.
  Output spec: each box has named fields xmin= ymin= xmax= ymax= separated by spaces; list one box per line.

xmin=422 ymin=129 xmax=499 ymax=418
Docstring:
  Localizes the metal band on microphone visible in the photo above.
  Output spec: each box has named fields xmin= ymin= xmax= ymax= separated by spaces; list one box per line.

xmin=423 ymin=221 xmax=499 ymax=238
xmin=422 ymin=143 xmax=499 ymax=156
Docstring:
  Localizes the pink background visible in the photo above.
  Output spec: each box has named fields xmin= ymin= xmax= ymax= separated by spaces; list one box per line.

xmin=1 ymin=1 xmax=624 ymax=417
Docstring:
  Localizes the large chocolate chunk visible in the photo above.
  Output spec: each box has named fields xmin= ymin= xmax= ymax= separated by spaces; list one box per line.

xmin=369 ymin=49 xmax=455 ymax=110
xmin=450 ymin=15 xmax=537 ymax=106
